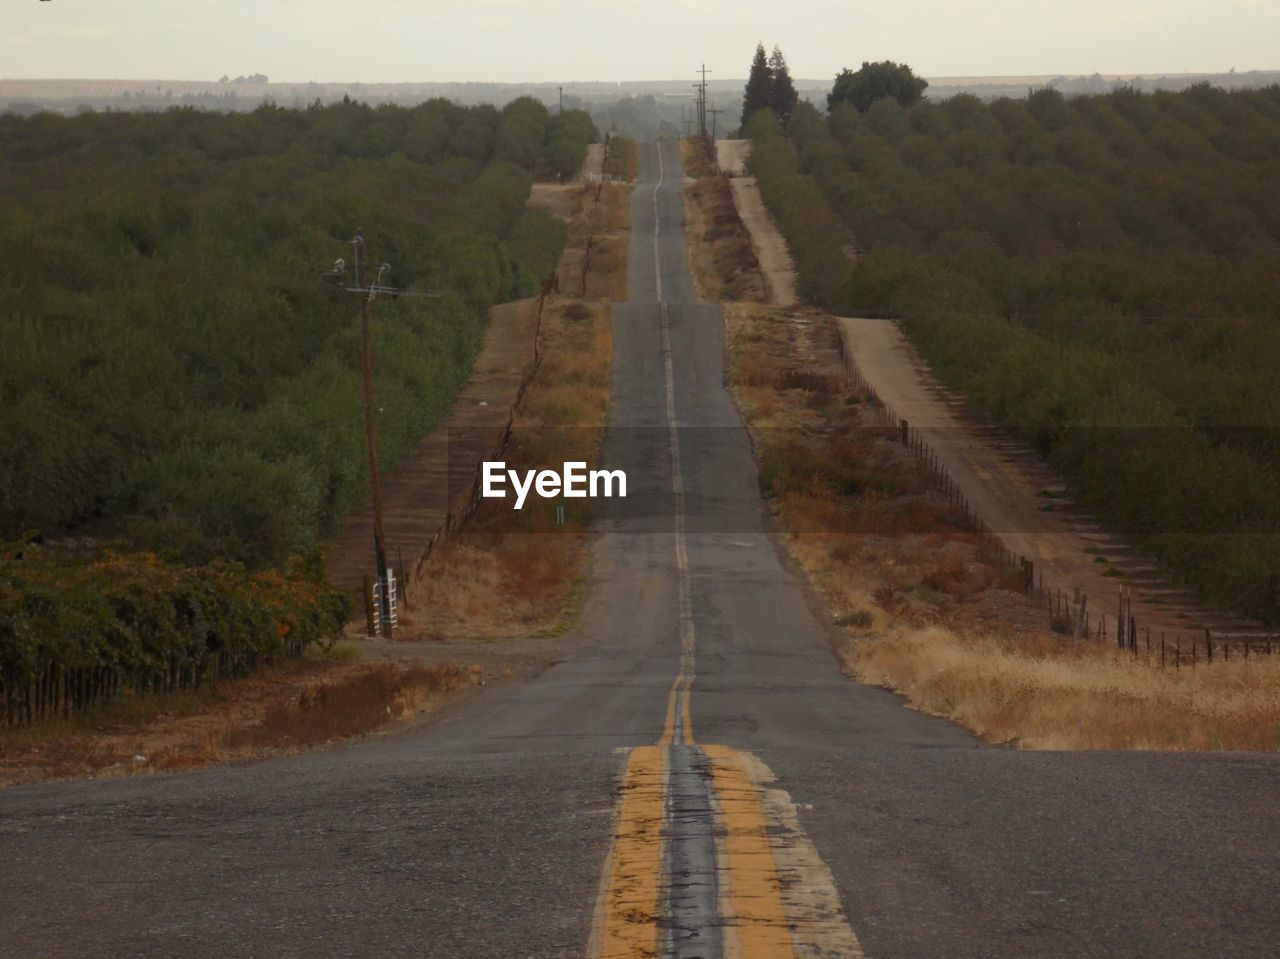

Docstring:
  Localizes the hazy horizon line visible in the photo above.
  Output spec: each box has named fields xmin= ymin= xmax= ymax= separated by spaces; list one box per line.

xmin=4 ymin=67 xmax=1279 ymax=88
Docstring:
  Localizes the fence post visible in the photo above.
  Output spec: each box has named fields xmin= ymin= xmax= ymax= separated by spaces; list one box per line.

xmin=362 ymin=574 xmax=377 ymax=638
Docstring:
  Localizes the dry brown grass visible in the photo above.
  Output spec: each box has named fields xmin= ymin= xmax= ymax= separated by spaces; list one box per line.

xmin=560 ymin=180 xmax=629 ymax=301
xmin=219 ymin=662 xmax=465 ymax=754
xmin=682 ymin=157 xmax=765 ymax=303
xmin=680 ymin=137 xmax=716 ymax=178
xmin=406 ymin=166 xmax=620 ymax=644
xmin=850 ymin=627 xmax=1280 ymax=751
xmin=408 ymin=293 xmax=613 ymax=642
xmin=604 ymin=137 xmax=639 ymax=180
xmin=403 ymin=171 xmax=623 ymax=643
xmin=723 ymin=304 xmax=1280 ymax=751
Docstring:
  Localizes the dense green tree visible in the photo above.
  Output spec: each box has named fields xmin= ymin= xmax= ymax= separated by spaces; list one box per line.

xmin=828 ymin=60 xmax=928 ymax=113
xmin=769 ymin=46 xmax=799 ymax=123
xmin=742 ymin=44 xmax=774 ymax=129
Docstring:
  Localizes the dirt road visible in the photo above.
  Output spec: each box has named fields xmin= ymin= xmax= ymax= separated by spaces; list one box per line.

xmin=714 ymin=139 xmax=798 ymax=307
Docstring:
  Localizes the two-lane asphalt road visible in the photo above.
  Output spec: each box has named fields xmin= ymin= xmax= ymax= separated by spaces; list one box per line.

xmin=2 ymin=142 xmax=1278 ymax=959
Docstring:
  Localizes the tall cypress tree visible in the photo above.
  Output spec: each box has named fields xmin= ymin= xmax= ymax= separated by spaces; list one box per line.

xmin=742 ymin=43 xmax=773 ymax=128
xmin=769 ymin=45 xmax=799 ymax=123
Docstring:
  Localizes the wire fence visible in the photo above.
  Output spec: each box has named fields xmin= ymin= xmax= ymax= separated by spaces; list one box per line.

xmin=832 ymin=319 xmax=1279 ymax=666
xmin=393 ymin=139 xmax=619 ymax=613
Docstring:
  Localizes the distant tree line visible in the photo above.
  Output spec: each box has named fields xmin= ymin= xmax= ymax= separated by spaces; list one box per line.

xmin=746 ymin=81 xmax=1280 ymax=622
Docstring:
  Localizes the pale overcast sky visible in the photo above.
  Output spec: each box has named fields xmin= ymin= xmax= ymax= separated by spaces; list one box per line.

xmin=6 ymin=0 xmax=1278 ymax=83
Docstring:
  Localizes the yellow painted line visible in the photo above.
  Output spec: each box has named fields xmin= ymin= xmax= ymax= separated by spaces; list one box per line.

xmin=659 ymin=296 xmax=699 ymax=750
xmin=658 ymin=677 xmax=679 ymax=746
xmin=704 ymin=744 xmax=798 ymax=959
xmin=680 ymin=680 xmax=695 ymax=746
xmin=597 ymin=745 xmax=667 ymax=959
xmin=653 ymin=145 xmax=665 ymax=301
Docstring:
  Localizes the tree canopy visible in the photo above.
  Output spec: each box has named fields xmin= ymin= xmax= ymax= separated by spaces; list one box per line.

xmin=769 ymin=46 xmax=799 ymax=122
xmin=742 ymin=44 xmax=774 ymax=128
xmin=828 ymin=61 xmax=928 ymax=113
xmin=742 ymin=43 xmax=801 ymax=130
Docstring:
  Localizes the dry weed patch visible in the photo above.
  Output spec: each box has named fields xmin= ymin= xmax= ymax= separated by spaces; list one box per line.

xmin=681 ymin=145 xmax=765 ymax=303
xmin=218 ymin=662 xmax=466 ymax=755
xmin=851 ymin=628 xmax=1280 ymax=751
xmin=408 ymin=293 xmax=612 ymax=642
xmin=0 ymin=654 xmax=474 ymax=787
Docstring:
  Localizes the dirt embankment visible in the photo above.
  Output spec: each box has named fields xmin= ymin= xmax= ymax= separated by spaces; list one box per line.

xmin=713 ymin=140 xmax=798 ymax=308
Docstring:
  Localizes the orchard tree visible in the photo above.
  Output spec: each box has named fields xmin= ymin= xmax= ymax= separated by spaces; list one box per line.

xmin=742 ymin=44 xmax=773 ymax=128
xmin=769 ymin=46 xmax=799 ymax=122
xmin=828 ymin=60 xmax=928 ymax=113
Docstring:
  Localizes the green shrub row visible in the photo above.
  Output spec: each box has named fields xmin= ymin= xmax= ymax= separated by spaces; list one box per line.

xmin=0 ymin=542 xmax=351 ymax=724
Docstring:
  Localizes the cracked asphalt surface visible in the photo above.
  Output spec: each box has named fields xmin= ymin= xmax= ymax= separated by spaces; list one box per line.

xmin=2 ymin=141 xmax=1278 ymax=959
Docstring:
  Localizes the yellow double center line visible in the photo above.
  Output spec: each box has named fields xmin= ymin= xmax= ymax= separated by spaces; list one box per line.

xmin=658 ymin=299 xmax=695 ymax=750
xmin=592 ymin=142 xmax=861 ymax=959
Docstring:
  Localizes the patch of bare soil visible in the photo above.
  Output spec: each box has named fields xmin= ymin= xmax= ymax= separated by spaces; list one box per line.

xmin=528 ymin=182 xmax=579 ymax=221
xmin=715 ymin=139 xmax=750 ymax=176
xmin=582 ymin=143 xmax=606 ymax=180
xmin=0 ymin=652 xmax=480 ymax=788
xmin=728 ymin=177 xmax=798 ymax=308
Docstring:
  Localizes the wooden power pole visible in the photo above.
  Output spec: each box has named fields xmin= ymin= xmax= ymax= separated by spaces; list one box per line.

xmin=354 ymin=230 xmax=392 ymax=637
xmin=697 ymin=64 xmax=711 ymax=138
xmin=324 ymin=233 xmax=444 ymax=637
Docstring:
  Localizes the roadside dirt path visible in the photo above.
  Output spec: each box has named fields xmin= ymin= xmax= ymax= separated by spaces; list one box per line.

xmin=327 ymin=159 xmax=612 ymax=593
xmin=838 ymin=317 xmax=1257 ymax=639
xmin=714 ymin=140 xmax=798 ymax=309
xmin=325 ymin=297 xmax=539 ymax=592
xmin=715 ymin=138 xmax=750 ymax=176
xmin=582 ymin=142 xmax=605 ymax=179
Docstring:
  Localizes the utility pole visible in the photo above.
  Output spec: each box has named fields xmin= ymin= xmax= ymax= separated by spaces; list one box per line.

xmin=708 ymin=105 xmax=722 ymax=140
xmin=354 ymin=231 xmax=391 ymax=636
xmin=558 ymin=85 xmax=563 ymax=115
xmin=696 ymin=64 xmax=711 ymax=138
xmin=324 ymin=233 xmax=444 ymax=638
